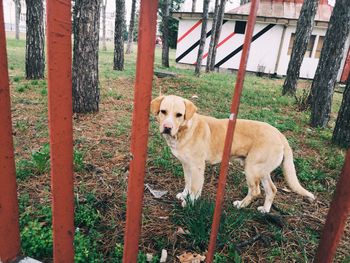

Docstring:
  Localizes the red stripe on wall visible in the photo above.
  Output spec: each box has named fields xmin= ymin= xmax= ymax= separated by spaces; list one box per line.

xmin=193 ymin=32 xmax=236 ymax=65
xmin=177 ymin=20 xmax=202 ymax=44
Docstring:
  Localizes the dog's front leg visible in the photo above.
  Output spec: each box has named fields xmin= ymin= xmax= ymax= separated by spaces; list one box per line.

xmin=176 ymin=163 xmax=192 ymax=201
xmin=178 ymin=161 xmax=205 ymax=207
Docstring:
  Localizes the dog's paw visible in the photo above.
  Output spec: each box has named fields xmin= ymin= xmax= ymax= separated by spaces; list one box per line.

xmin=181 ymin=199 xmax=187 ymax=207
xmin=176 ymin=192 xmax=185 ymax=200
xmin=233 ymin=200 xmax=243 ymax=209
xmin=257 ymin=206 xmax=269 ymax=213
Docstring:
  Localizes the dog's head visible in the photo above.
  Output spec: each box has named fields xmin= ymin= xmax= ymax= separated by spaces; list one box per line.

xmin=150 ymin=95 xmax=197 ymax=137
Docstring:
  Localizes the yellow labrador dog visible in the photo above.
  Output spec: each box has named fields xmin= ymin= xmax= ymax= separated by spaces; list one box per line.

xmin=150 ymin=95 xmax=315 ymax=213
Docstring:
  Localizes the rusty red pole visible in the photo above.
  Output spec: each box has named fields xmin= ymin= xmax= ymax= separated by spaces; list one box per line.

xmin=206 ymin=1 xmax=259 ymax=262
xmin=122 ymin=0 xmax=159 ymax=262
xmin=0 ymin=1 xmax=21 ymax=262
xmin=314 ymin=148 xmax=350 ymax=263
xmin=46 ymin=0 xmax=74 ymax=262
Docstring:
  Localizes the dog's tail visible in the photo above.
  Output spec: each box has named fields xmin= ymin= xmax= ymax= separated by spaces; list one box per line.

xmin=281 ymin=135 xmax=315 ymax=201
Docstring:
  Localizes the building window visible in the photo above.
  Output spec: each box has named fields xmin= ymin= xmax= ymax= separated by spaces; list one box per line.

xmin=287 ymin=33 xmax=295 ymax=55
xmin=315 ymin=36 xmax=324 ymax=58
xmin=305 ymin=35 xmax=316 ymax=58
xmin=234 ymin=21 xmax=246 ymax=34
xmin=287 ymin=33 xmax=316 ymax=58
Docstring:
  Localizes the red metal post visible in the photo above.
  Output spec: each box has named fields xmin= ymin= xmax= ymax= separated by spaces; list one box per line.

xmin=314 ymin=148 xmax=350 ymax=263
xmin=0 ymin=1 xmax=21 ymax=262
xmin=206 ymin=0 xmax=259 ymax=262
xmin=46 ymin=0 xmax=74 ymax=262
xmin=122 ymin=1 xmax=159 ymax=262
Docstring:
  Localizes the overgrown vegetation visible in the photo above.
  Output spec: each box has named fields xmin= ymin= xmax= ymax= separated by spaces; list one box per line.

xmin=6 ymin=37 xmax=349 ymax=262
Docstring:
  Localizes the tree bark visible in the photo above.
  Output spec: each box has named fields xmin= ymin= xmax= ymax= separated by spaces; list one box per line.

xmin=101 ymin=0 xmax=107 ymax=51
xmin=206 ymin=0 xmax=219 ymax=73
xmin=191 ymin=0 xmax=197 ymax=12
xmin=332 ymin=77 xmax=350 ymax=148
xmin=194 ymin=0 xmax=209 ymax=76
xmin=209 ymin=0 xmax=226 ymax=71
xmin=73 ymin=0 xmax=101 ymax=113
xmin=25 ymin=0 xmax=45 ymax=79
xmin=310 ymin=0 xmax=350 ymax=128
xmin=161 ymin=0 xmax=170 ymax=67
xmin=125 ymin=0 xmax=136 ymax=54
xmin=282 ymin=0 xmax=319 ymax=96
xmin=14 ymin=0 xmax=21 ymax=40
xmin=114 ymin=0 xmax=125 ymax=71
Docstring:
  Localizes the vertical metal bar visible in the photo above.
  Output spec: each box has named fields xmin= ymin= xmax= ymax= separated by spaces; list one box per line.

xmin=46 ymin=0 xmax=74 ymax=262
xmin=314 ymin=148 xmax=350 ymax=263
xmin=0 ymin=1 xmax=21 ymax=262
xmin=206 ymin=1 xmax=259 ymax=262
xmin=122 ymin=0 xmax=158 ymax=262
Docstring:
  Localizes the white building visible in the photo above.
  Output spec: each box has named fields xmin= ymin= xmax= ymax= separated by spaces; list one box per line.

xmin=173 ymin=0 xmax=350 ymax=82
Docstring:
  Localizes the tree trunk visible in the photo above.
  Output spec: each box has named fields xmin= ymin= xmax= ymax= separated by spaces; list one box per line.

xmin=209 ymin=0 xmax=226 ymax=71
xmin=101 ymin=0 xmax=107 ymax=51
xmin=125 ymin=0 xmax=136 ymax=54
xmin=310 ymin=0 xmax=350 ymax=128
xmin=332 ymin=77 xmax=350 ymax=148
xmin=282 ymin=0 xmax=319 ymax=96
xmin=114 ymin=0 xmax=125 ymax=71
xmin=72 ymin=0 xmax=101 ymax=113
xmin=191 ymin=0 xmax=197 ymax=12
xmin=161 ymin=0 xmax=170 ymax=67
xmin=25 ymin=0 xmax=45 ymax=79
xmin=14 ymin=0 xmax=21 ymax=40
xmin=194 ymin=0 xmax=209 ymax=76
xmin=206 ymin=0 xmax=219 ymax=73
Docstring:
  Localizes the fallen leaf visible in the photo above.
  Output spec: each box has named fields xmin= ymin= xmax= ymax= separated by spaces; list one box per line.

xmin=177 ymin=252 xmax=205 ymax=263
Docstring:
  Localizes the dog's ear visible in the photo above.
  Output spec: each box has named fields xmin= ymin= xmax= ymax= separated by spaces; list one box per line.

xmin=150 ymin=96 xmax=165 ymax=115
xmin=184 ymin=99 xmax=197 ymax=120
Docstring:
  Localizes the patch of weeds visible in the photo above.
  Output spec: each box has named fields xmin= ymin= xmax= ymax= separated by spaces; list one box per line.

xmin=21 ymin=220 xmax=53 ymax=259
xmin=74 ymin=149 xmax=85 ymax=172
xmin=113 ymin=243 xmax=160 ymax=263
xmin=74 ymin=229 xmax=103 ymax=263
xmin=13 ymin=76 xmax=22 ymax=82
xmin=114 ymin=114 xmax=131 ymax=136
xmin=16 ymin=83 xmax=30 ymax=93
xmin=294 ymin=158 xmax=327 ymax=192
xmin=40 ymin=87 xmax=47 ymax=96
xmin=31 ymin=80 xmax=39 ymax=85
xmin=16 ymin=145 xmax=86 ymax=180
xmin=15 ymin=119 xmax=29 ymax=132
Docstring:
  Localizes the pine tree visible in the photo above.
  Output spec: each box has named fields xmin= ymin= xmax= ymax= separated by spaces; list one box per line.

xmin=114 ymin=0 xmax=125 ymax=71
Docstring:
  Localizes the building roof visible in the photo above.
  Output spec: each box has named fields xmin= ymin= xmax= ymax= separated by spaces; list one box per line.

xmin=173 ymin=0 xmax=333 ymax=27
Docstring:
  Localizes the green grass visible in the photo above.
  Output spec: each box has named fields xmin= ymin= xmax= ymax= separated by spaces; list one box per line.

xmin=6 ymin=36 xmax=348 ymax=262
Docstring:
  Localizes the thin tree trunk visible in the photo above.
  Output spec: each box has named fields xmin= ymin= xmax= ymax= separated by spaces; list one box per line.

xmin=101 ymin=0 xmax=107 ymax=51
xmin=209 ymin=0 xmax=226 ymax=71
xmin=310 ymin=0 xmax=350 ymax=128
xmin=332 ymin=77 xmax=350 ymax=148
xmin=125 ymin=0 xmax=136 ymax=54
xmin=194 ymin=0 xmax=210 ymax=76
xmin=282 ymin=0 xmax=319 ymax=96
xmin=14 ymin=0 xmax=21 ymax=40
xmin=191 ymin=0 xmax=197 ymax=12
xmin=162 ymin=0 xmax=170 ymax=67
xmin=114 ymin=0 xmax=125 ymax=70
xmin=25 ymin=0 xmax=45 ymax=79
xmin=73 ymin=0 xmax=101 ymax=113
xmin=206 ymin=0 xmax=219 ymax=73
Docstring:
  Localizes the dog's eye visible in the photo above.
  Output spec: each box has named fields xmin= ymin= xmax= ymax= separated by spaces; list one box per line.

xmin=160 ymin=110 xmax=167 ymax=115
xmin=176 ymin=113 xmax=183 ymax=118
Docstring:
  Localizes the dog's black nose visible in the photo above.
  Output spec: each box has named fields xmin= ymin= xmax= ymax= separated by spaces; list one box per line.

xmin=163 ymin=127 xmax=172 ymax=134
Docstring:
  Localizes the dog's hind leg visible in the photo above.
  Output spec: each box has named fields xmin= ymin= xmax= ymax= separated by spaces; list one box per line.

xmin=258 ymin=174 xmax=277 ymax=213
xmin=233 ymin=164 xmax=261 ymax=209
